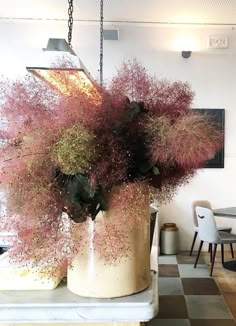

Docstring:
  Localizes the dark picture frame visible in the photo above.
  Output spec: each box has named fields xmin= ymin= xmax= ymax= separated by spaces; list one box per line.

xmin=194 ymin=108 xmax=225 ymax=168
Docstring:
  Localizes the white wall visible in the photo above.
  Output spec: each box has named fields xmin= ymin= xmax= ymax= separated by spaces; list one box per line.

xmin=1 ymin=21 xmax=236 ymax=250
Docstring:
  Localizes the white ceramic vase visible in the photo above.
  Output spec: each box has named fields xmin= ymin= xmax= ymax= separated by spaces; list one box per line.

xmin=67 ymin=184 xmax=150 ymax=298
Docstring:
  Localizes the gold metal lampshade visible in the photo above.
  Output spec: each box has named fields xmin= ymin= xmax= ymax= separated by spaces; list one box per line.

xmin=26 ymin=66 xmax=98 ymax=97
xmin=26 ymin=39 xmax=100 ymax=98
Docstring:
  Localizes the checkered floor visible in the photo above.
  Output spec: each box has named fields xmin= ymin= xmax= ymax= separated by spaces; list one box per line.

xmin=148 ymin=251 xmax=236 ymax=326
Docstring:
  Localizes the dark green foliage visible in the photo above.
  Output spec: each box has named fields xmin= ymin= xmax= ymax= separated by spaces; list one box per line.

xmin=54 ymin=101 xmax=158 ymax=222
xmin=58 ymin=173 xmax=107 ymax=222
xmin=114 ymin=101 xmax=156 ymax=180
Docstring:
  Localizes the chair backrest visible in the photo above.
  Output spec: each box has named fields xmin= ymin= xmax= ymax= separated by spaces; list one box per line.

xmin=195 ymin=206 xmax=220 ymax=243
xmin=192 ymin=200 xmax=212 ymax=227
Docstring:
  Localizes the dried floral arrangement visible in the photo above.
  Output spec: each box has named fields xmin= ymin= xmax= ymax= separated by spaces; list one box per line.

xmin=0 ymin=60 xmax=222 ymax=269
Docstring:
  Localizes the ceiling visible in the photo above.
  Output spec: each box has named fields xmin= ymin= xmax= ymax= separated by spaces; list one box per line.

xmin=0 ymin=0 xmax=236 ymax=25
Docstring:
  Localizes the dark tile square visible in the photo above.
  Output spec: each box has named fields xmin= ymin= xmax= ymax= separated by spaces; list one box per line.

xmin=149 ymin=319 xmax=190 ymax=326
xmin=156 ymin=295 xmax=188 ymax=319
xmin=177 ymin=253 xmax=206 ymax=265
xmin=159 ymin=264 xmax=180 ymax=277
xmin=182 ymin=278 xmax=220 ymax=295
xmin=190 ymin=320 xmax=236 ymax=326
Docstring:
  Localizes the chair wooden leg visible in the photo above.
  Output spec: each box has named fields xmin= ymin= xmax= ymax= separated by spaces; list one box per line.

xmin=230 ymin=243 xmax=234 ymax=258
xmin=194 ymin=240 xmax=204 ymax=268
xmin=210 ymin=244 xmax=217 ymax=277
xmin=190 ymin=231 xmax=198 ymax=256
xmin=208 ymin=243 xmax=211 ymax=252
xmin=209 ymin=243 xmax=212 ymax=262
xmin=221 ymin=244 xmax=224 ymax=264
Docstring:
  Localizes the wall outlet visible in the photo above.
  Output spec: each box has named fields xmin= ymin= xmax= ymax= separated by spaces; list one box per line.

xmin=208 ymin=35 xmax=228 ymax=49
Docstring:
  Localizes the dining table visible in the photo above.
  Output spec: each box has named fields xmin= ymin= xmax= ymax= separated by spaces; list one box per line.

xmin=213 ymin=207 xmax=236 ymax=271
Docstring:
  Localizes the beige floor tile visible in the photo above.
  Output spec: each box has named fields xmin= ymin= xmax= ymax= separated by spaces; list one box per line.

xmin=209 ymin=262 xmax=236 ymax=277
xmin=215 ymin=277 xmax=236 ymax=293
xmin=222 ymin=293 xmax=236 ymax=319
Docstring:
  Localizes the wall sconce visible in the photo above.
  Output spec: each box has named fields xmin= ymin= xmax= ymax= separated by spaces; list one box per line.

xmin=181 ymin=51 xmax=192 ymax=59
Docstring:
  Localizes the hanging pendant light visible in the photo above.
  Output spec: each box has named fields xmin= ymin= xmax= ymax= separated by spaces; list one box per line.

xmin=26 ymin=0 xmax=99 ymax=97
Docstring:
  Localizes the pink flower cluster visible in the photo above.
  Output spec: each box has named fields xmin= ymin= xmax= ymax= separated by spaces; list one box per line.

xmin=0 ymin=59 xmax=223 ymax=267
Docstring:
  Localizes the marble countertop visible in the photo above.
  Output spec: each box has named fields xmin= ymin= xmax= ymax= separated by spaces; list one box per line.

xmin=0 ymin=271 xmax=158 ymax=323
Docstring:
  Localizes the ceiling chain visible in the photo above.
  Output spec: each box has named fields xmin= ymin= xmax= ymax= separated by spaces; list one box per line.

xmin=100 ymin=0 xmax=104 ymax=86
xmin=67 ymin=0 xmax=104 ymax=86
xmin=68 ymin=0 xmax=74 ymax=47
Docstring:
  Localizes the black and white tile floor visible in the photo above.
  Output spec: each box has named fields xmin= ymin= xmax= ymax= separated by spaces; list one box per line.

xmin=148 ymin=251 xmax=236 ymax=326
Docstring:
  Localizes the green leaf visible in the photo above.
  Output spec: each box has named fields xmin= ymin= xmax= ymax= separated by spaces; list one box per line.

xmin=138 ymin=160 xmax=154 ymax=173
xmin=77 ymin=175 xmax=96 ymax=200
xmin=62 ymin=203 xmax=87 ymax=223
xmin=66 ymin=174 xmax=95 ymax=203
xmin=122 ymin=101 xmax=141 ymax=123
xmin=130 ymin=101 xmax=141 ymax=112
xmin=98 ymin=196 xmax=107 ymax=211
xmin=63 ymin=174 xmax=108 ymax=222
xmin=152 ymin=166 xmax=160 ymax=175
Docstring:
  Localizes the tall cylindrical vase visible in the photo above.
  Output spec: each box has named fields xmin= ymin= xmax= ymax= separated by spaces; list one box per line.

xmin=67 ymin=183 xmax=150 ymax=298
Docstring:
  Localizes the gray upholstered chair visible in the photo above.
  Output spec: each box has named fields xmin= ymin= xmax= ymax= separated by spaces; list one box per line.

xmin=194 ymin=206 xmax=236 ymax=276
xmin=190 ymin=200 xmax=232 ymax=256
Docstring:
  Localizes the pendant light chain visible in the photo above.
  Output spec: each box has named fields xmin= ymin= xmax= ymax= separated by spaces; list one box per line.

xmin=100 ymin=0 xmax=104 ymax=86
xmin=68 ymin=0 xmax=74 ymax=47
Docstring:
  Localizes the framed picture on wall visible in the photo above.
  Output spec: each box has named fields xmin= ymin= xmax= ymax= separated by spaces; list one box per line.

xmin=194 ymin=108 xmax=225 ymax=168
